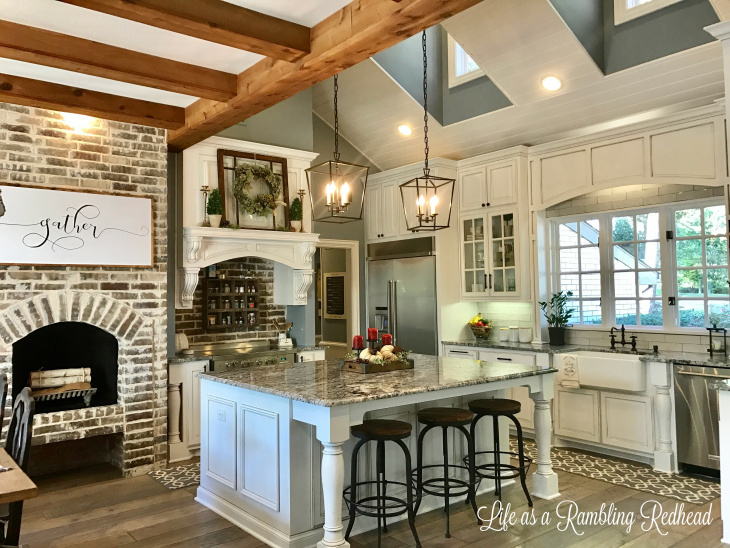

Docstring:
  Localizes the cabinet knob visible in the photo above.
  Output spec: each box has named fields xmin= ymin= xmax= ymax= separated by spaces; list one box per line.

xmin=481 ymin=203 xmax=486 ymax=207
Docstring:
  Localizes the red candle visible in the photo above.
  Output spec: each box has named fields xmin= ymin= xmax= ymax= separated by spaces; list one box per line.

xmin=382 ymin=334 xmax=392 ymax=346
xmin=367 ymin=328 xmax=378 ymax=341
xmin=353 ymin=335 xmax=364 ymax=350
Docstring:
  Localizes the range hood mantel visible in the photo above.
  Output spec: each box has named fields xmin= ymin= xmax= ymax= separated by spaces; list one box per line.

xmin=178 ymin=226 xmax=319 ymax=308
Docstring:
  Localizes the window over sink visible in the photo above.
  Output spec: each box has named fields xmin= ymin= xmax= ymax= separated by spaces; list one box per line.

xmin=552 ymin=200 xmax=729 ymax=330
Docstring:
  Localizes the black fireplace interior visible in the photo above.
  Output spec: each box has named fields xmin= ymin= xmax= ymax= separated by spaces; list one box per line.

xmin=12 ymin=322 xmax=118 ymax=411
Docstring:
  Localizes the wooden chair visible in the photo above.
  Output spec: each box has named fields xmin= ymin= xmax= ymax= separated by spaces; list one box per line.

xmin=0 ymin=388 xmax=34 ymax=547
xmin=0 ymin=374 xmax=7 ymax=435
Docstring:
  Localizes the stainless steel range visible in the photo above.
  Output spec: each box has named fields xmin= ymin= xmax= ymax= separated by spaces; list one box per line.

xmin=195 ymin=342 xmax=296 ymax=372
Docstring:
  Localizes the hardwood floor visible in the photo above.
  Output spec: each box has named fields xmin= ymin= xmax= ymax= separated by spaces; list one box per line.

xmin=18 ymin=463 xmax=724 ymax=547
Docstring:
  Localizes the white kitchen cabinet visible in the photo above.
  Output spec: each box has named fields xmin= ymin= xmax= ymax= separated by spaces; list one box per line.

xmin=458 ymin=167 xmax=488 ymax=213
xmin=460 ymin=208 xmax=522 ymax=300
xmin=444 ymin=346 xmax=479 ymax=359
xmin=365 ymin=185 xmax=382 ymax=241
xmin=169 ymin=358 xmax=209 ymax=462
xmin=296 ymin=349 xmax=326 ymax=362
xmin=478 ymin=350 xmax=535 ymax=367
xmin=487 ymin=159 xmax=518 ymax=207
xmin=601 ymin=392 xmax=654 ymax=453
xmin=554 ymin=386 xmax=601 ymax=443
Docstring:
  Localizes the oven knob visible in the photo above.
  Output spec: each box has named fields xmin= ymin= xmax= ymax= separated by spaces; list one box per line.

xmin=225 ymin=362 xmax=232 ymax=369
xmin=256 ymin=359 xmax=262 ymax=366
xmin=231 ymin=361 xmax=239 ymax=368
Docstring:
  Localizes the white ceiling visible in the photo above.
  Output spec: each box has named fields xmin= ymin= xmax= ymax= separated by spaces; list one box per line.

xmin=313 ymin=0 xmax=725 ymax=170
xmin=0 ymin=0 xmax=352 ymax=107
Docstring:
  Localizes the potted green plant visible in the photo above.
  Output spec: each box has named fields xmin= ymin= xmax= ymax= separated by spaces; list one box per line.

xmin=539 ymin=290 xmax=574 ymax=346
xmin=207 ymin=188 xmax=223 ymax=228
xmin=289 ymin=197 xmax=303 ymax=232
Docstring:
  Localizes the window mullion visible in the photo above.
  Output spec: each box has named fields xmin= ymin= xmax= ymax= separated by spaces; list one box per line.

xmin=601 ymin=212 xmax=614 ymax=328
xmin=660 ymin=207 xmax=675 ymax=329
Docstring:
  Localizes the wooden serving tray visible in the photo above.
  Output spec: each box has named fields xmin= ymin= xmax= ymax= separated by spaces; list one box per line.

xmin=341 ymin=358 xmax=414 ymax=374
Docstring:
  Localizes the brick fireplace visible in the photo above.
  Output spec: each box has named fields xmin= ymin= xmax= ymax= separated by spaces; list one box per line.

xmin=0 ymin=102 xmax=168 ymax=476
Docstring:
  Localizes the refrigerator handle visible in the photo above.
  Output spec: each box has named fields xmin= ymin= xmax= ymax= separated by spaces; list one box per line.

xmin=387 ymin=280 xmax=394 ymax=339
xmin=391 ymin=280 xmax=398 ymax=345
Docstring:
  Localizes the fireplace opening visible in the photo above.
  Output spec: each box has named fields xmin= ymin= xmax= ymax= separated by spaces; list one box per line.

xmin=12 ymin=322 xmax=119 ymax=412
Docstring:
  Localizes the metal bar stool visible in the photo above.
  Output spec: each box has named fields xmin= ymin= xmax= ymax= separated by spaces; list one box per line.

xmin=465 ymin=398 xmax=533 ymax=506
xmin=412 ymin=407 xmax=481 ymax=538
xmin=343 ymin=419 xmax=420 ymax=548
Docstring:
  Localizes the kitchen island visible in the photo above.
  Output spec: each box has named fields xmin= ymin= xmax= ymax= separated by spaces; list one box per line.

xmin=197 ymin=355 xmax=558 ymax=548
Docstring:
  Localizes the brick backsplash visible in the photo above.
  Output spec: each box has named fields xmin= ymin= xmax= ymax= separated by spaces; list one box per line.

xmin=0 ymin=102 xmax=168 ymax=476
xmin=175 ymin=257 xmax=286 ymax=346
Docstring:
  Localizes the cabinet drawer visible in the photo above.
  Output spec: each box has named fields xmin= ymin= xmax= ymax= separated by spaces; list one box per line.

xmin=478 ymin=351 xmax=535 ymax=366
xmin=444 ymin=347 xmax=479 ymax=359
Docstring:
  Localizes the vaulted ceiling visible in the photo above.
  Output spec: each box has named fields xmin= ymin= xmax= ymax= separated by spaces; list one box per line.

xmin=313 ymin=0 xmax=726 ymax=170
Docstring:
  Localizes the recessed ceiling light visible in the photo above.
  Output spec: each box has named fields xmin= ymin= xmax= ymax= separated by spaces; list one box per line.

xmin=398 ymin=125 xmax=412 ymax=136
xmin=541 ymin=76 xmax=562 ymax=91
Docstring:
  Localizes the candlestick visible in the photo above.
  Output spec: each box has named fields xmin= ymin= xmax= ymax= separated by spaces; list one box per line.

xmin=341 ymin=182 xmax=350 ymax=205
xmin=429 ymin=194 xmax=439 ymax=216
xmin=417 ymin=194 xmax=425 ymax=215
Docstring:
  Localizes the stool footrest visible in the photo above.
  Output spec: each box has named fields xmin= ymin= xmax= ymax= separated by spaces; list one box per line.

xmin=464 ymin=450 xmax=533 ymax=481
xmin=411 ymin=464 xmax=480 ymax=499
xmin=343 ymin=480 xmax=411 ymax=519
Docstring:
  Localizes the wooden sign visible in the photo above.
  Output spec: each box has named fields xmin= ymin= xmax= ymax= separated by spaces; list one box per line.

xmin=324 ymin=272 xmax=346 ymax=319
xmin=0 ymin=184 xmax=153 ymax=267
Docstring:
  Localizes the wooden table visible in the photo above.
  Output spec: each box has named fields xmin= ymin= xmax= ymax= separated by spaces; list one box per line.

xmin=0 ymin=448 xmax=37 ymax=505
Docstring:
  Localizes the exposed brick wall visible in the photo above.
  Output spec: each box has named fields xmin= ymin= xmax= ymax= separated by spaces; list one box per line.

xmin=175 ymin=257 xmax=286 ymax=346
xmin=0 ymin=102 xmax=168 ymax=476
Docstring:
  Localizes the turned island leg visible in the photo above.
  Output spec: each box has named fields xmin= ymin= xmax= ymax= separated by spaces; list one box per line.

xmin=319 ymin=441 xmax=350 ymax=548
xmin=530 ymin=384 xmax=560 ymax=500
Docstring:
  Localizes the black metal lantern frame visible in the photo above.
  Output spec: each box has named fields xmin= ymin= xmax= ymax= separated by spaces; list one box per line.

xmin=306 ymin=74 xmax=369 ymax=224
xmin=400 ymin=174 xmax=455 ymax=232
xmin=399 ymin=30 xmax=454 ymax=232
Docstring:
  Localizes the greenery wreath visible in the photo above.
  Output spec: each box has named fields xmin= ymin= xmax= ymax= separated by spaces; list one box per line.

xmin=233 ymin=163 xmax=283 ymax=216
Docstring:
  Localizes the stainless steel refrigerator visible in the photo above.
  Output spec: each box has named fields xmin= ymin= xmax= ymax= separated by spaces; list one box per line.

xmin=367 ymin=249 xmax=437 ymax=356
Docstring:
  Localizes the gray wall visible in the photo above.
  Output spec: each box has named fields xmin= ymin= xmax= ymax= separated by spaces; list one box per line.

xmin=311 ymin=114 xmax=380 ymax=344
xmin=373 ymin=25 xmax=511 ymax=126
xmin=217 ymin=89 xmax=314 ymax=151
xmin=550 ymin=0 xmax=718 ymax=74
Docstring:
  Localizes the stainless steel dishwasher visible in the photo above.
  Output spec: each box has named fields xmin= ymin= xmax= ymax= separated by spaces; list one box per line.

xmin=674 ymin=363 xmax=730 ymax=472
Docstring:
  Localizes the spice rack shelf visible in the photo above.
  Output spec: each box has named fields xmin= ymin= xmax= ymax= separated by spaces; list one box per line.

xmin=203 ymin=277 xmax=260 ymax=332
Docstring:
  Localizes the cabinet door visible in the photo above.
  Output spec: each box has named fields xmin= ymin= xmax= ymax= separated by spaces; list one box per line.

xmin=509 ymin=386 xmax=534 ymax=430
xmin=554 ymin=386 xmax=600 ymax=442
xmin=461 ymin=215 xmax=488 ymax=299
xmin=458 ymin=168 xmax=487 ymax=213
xmin=380 ymin=182 xmax=399 ymax=238
xmin=601 ymin=392 xmax=653 ymax=453
xmin=364 ymin=185 xmax=381 ymax=241
xmin=486 ymin=159 xmax=517 ymax=207
xmin=488 ymin=210 xmax=519 ymax=297
xmin=186 ymin=361 xmax=207 ymax=450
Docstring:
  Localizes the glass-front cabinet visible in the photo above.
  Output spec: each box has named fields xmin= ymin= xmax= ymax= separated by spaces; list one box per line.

xmin=461 ymin=209 xmax=520 ymax=299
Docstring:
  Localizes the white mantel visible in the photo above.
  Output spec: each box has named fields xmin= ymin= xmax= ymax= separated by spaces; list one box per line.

xmin=178 ymin=227 xmax=318 ymax=308
xmin=178 ymin=137 xmax=321 ymax=308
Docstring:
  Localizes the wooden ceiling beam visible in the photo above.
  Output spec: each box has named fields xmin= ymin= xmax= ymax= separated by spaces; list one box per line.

xmin=57 ymin=0 xmax=311 ymax=62
xmin=166 ymin=0 xmax=483 ymax=151
xmin=0 ymin=73 xmax=185 ymax=130
xmin=0 ymin=21 xmax=237 ymax=102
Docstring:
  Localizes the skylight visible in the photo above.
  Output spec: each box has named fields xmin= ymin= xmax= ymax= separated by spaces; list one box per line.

xmin=447 ymin=34 xmax=483 ymax=88
xmin=614 ymin=0 xmax=684 ymax=25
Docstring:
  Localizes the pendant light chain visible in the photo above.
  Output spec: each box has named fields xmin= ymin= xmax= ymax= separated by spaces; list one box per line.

xmin=422 ymin=30 xmax=430 ymax=176
xmin=333 ymin=74 xmax=340 ymax=162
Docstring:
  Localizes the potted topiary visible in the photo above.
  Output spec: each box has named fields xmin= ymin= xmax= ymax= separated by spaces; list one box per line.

xmin=539 ymin=290 xmax=574 ymax=346
xmin=289 ymin=197 xmax=303 ymax=232
xmin=207 ymin=188 xmax=223 ymax=228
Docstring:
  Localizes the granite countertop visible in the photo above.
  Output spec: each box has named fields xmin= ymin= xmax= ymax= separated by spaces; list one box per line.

xmin=168 ymin=345 xmax=328 ymax=364
xmin=199 ymin=354 xmax=556 ymax=407
xmin=443 ymin=339 xmax=730 ymax=368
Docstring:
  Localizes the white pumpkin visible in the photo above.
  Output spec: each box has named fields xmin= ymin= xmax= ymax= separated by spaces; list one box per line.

xmin=380 ymin=345 xmax=394 ymax=354
xmin=381 ymin=350 xmax=395 ymax=362
xmin=369 ymin=352 xmax=383 ymax=363
xmin=359 ymin=349 xmax=372 ymax=360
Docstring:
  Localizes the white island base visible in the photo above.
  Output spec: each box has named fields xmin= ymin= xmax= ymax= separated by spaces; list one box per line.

xmin=196 ymin=358 xmax=558 ymax=548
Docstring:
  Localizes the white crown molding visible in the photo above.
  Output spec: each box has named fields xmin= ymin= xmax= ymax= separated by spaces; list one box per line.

xmin=457 ymin=145 xmax=529 ymax=168
xmin=367 ymin=157 xmax=458 ymax=183
xmin=185 ymin=136 xmax=320 ymax=164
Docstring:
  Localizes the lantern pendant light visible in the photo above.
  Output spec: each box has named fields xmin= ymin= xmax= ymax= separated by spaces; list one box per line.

xmin=306 ymin=74 xmax=369 ymax=224
xmin=400 ymin=31 xmax=455 ymax=232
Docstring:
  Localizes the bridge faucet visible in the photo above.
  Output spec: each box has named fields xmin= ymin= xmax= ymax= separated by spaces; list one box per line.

xmin=609 ymin=325 xmax=630 ymax=348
